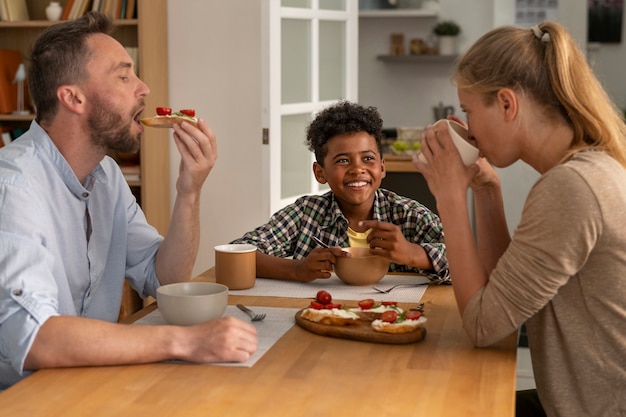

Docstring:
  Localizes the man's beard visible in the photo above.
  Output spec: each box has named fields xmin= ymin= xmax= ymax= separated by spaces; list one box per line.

xmin=87 ymin=94 xmax=142 ymax=154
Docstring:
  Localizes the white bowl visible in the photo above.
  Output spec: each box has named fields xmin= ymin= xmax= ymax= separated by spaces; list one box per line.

xmin=334 ymin=247 xmax=391 ymax=286
xmin=157 ymin=282 xmax=228 ymax=326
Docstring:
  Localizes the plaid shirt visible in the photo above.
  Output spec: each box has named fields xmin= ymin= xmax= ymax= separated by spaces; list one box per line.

xmin=232 ymin=189 xmax=450 ymax=283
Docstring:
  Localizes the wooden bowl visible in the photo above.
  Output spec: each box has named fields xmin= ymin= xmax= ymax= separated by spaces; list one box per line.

xmin=334 ymin=247 xmax=390 ymax=286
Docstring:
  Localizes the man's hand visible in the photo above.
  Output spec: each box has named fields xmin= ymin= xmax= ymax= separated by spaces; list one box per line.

xmin=25 ymin=315 xmax=258 ymax=370
xmin=156 ymin=118 xmax=217 ymax=286
xmin=172 ymin=118 xmax=217 ymax=196
xmin=177 ymin=317 xmax=258 ymax=363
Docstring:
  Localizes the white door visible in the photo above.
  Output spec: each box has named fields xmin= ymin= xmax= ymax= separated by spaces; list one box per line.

xmin=262 ymin=0 xmax=359 ymax=216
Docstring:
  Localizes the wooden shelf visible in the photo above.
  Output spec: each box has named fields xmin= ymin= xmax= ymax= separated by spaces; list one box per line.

xmin=359 ymin=9 xmax=437 ymax=18
xmin=377 ymin=54 xmax=459 ymax=63
xmin=0 ymin=114 xmax=35 ymax=122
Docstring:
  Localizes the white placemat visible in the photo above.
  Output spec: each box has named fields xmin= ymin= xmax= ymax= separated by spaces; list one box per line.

xmin=134 ymin=305 xmax=299 ymax=367
xmin=230 ymin=273 xmax=429 ymax=304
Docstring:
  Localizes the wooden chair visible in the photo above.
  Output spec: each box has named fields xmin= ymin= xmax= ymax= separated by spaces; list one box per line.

xmin=118 ymin=280 xmax=143 ymax=322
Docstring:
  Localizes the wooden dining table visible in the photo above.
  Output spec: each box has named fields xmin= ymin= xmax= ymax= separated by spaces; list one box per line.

xmin=0 ymin=268 xmax=518 ymax=417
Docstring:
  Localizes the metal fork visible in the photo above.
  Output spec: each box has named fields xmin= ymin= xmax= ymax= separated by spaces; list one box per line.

xmin=372 ymin=283 xmax=428 ymax=294
xmin=236 ymin=304 xmax=266 ymax=321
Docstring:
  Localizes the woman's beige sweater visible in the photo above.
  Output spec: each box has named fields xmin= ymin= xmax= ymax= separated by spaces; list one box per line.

xmin=463 ymin=151 xmax=626 ymax=417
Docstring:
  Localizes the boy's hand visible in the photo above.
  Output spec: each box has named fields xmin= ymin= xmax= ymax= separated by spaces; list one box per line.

xmin=294 ymin=247 xmax=349 ymax=282
xmin=358 ymin=220 xmax=431 ymax=269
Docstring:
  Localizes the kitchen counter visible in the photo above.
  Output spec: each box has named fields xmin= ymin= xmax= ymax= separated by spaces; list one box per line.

xmin=382 ymin=153 xmax=437 ymax=213
xmin=383 ymin=153 xmax=419 ymax=173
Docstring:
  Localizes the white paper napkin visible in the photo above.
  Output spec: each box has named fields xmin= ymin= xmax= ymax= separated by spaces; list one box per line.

xmin=229 ymin=273 xmax=429 ymax=304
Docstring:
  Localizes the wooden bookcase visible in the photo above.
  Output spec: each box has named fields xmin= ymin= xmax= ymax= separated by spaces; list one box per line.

xmin=1 ymin=0 xmax=170 ymax=320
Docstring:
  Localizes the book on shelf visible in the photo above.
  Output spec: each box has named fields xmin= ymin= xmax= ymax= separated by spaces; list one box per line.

xmin=125 ymin=0 xmax=135 ymax=18
xmin=80 ymin=0 xmax=93 ymax=17
xmin=98 ymin=0 xmax=135 ymax=19
xmin=91 ymin=0 xmax=102 ymax=12
xmin=61 ymin=0 xmax=75 ymax=20
xmin=58 ymin=0 xmax=134 ymax=20
xmin=10 ymin=126 xmax=27 ymax=140
xmin=125 ymin=46 xmax=138 ymax=74
xmin=115 ymin=0 xmax=123 ymax=19
xmin=116 ymin=0 xmax=128 ymax=19
xmin=100 ymin=0 xmax=115 ymax=18
xmin=1 ymin=131 xmax=12 ymax=147
xmin=1 ymin=125 xmax=11 ymax=147
xmin=68 ymin=0 xmax=82 ymax=19
xmin=0 ymin=0 xmax=9 ymax=21
xmin=0 ymin=125 xmax=28 ymax=147
xmin=120 ymin=164 xmax=141 ymax=182
xmin=1 ymin=0 xmax=30 ymax=22
xmin=69 ymin=0 xmax=92 ymax=20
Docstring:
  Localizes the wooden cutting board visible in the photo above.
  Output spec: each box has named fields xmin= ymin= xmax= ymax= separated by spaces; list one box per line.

xmin=295 ymin=309 xmax=426 ymax=344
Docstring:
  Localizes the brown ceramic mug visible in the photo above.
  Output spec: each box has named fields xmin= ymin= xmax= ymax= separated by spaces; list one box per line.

xmin=214 ymin=244 xmax=257 ymax=290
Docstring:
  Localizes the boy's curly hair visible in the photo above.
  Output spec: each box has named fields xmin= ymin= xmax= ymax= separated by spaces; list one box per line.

xmin=306 ymin=101 xmax=384 ymax=165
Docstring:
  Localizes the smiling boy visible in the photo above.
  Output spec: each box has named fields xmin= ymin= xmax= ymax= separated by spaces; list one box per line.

xmin=232 ymin=101 xmax=449 ymax=283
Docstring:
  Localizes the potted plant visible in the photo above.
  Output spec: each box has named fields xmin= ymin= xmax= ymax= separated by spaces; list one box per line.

xmin=433 ymin=20 xmax=461 ymax=55
xmin=433 ymin=20 xmax=461 ymax=36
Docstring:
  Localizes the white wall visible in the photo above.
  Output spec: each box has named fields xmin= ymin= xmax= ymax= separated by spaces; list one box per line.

xmin=167 ymin=0 xmax=265 ymax=277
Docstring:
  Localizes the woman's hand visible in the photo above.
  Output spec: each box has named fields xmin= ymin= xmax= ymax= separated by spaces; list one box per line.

xmin=412 ymin=121 xmax=478 ymax=205
xmin=469 ymin=157 xmax=501 ymax=193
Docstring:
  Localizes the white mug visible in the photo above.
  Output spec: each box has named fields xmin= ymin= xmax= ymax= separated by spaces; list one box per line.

xmin=418 ymin=119 xmax=479 ymax=166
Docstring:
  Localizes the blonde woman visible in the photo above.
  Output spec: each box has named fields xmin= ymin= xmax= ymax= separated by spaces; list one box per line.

xmin=414 ymin=21 xmax=626 ymax=417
